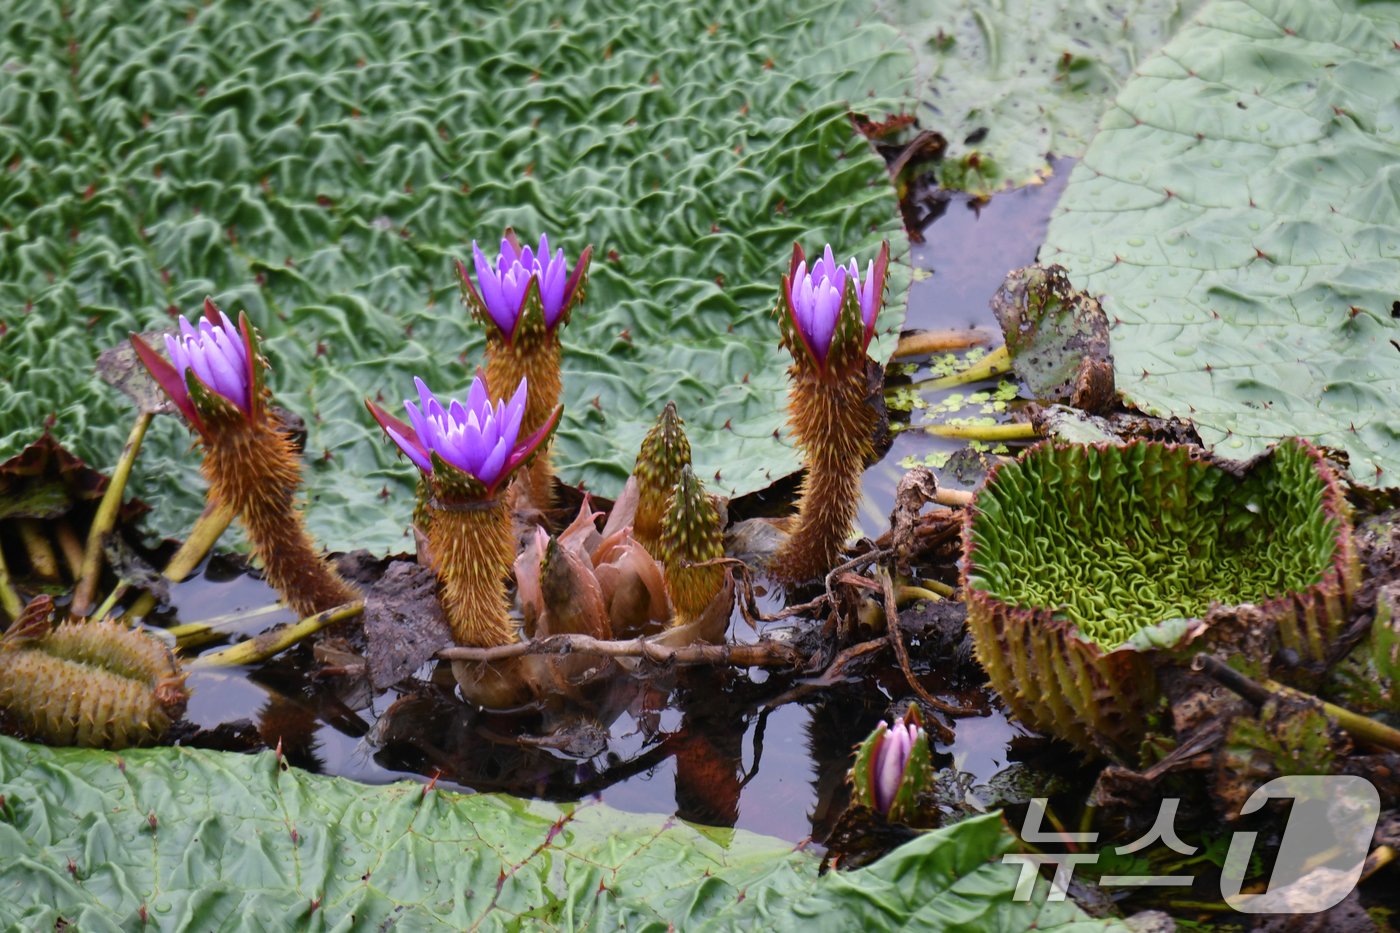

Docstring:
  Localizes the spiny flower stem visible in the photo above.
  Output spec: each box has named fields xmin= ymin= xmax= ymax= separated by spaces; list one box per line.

xmin=486 ymin=333 xmax=561 ymax=510
xmin=203 ymin=417 xmax=357 ymax=617
xmin=426 ymin=497 xmax=517 ymax=647
xmin=772 ymin=364 xmax=877 ymax=584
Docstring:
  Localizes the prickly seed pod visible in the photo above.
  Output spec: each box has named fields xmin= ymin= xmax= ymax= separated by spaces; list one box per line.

xmin=658 ymin=466 xmax=725 ymax=626
xmin=849 ymin=707 xmax=932 ymax=824
xmin=633 ymin=401 xmax=692 ymax=555
xmin=0 ymin=597 xmax=189 ymax=749
xmin=963 ymin=438 xmax=1357 ymax=762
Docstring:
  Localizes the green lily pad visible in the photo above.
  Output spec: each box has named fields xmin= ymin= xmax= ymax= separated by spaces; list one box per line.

xmin=0 ymin=0 xmax=914 ymax=553
xmin=879 ymin=0 xmax=1206 ymax=193
xmin=1043 ymin=0 xmax=1400 ymax=486
xmin=0 ymin=736 xmax=1124 ymax=931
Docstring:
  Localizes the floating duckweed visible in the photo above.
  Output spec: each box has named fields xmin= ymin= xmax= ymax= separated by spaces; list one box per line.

xmin=963 ymin=439 xmax=1357 ymax=760
xmin=898 ymin=451 xmax=953 ymax=470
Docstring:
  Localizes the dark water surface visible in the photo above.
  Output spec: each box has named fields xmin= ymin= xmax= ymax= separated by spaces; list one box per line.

xmin=167 ymin=161 xmax=1073 ymax=844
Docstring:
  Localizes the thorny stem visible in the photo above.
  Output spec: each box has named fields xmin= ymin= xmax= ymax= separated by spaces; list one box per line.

xmin=192 ymin=601 xmax=363 ymax=668
xmin=73 ymin=411 xmax=152 ymax=616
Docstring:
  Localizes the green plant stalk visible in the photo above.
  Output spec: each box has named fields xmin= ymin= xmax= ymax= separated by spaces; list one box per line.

xmin=925 ymin=421 xmax=1040 ymax=441
xmin=54 ymin=521 xmax=85 ymax=579
xmin=124 ymin=499 xmax=236 ymax=620
xmin=73 ymin=412 xmax=152 ymax=616
xmin=919 ymin=579 xmax=956 ymax=597
xmin=897 ymin=585 xmax=944 ymax=604
xmin=915 ymin=345 xmax=1011 ymax=390
xmin=1195 ymin=654 xmax=1400 ymax=754
xmin=16 ymin=520 xmax=60 ymax=582
xmin=90 ymin=586 xmax=126 ymax=625
xmin=191 ymin=601 xmax=363 ymax=668
xmin=0 ymin=544 xmax=22 ymax=620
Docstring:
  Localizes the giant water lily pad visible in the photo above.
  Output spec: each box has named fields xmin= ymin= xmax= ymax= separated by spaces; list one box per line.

xmin=0 ymin=736 xmax=1123 ymax=931
xmin=1043 ymin=0 xmax=1400 ymax=486
xmin=0 ymin=0 xmax=913 ymax=553
xmin=963 ymin=439 xmax=1357 ymax=761
xmin=878 ymin=0 xmax=1206 ymax=193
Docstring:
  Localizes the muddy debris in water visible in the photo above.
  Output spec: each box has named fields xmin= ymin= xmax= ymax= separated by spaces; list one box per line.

xmin=363 ymin=560 xmax=453 ymax=689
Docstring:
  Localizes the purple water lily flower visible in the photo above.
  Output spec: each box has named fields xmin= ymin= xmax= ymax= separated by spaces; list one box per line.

xmin=871 ymin=717 xmax=922 ymax=814
xmin=130 ymin=298 xmax=257 ymax=435
xmin=781 ymin=241 xmax=889 ymax=368
xmin=458 ymin=232 xmax=591 ymax=339
xmin=367 ymin=374 xmax=560 ymax=496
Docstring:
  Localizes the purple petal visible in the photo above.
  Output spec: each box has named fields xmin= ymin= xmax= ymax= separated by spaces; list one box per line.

xmin=186 ymin=343 xmax=220 ymax=397
xmin=465 ymin=374 xmax=490 ymax=418
xmin=413 ymin=378 xmax=438 ymax=419
xmin=385 ymin=424 xmax=432 ymax=472
xmin=473 ymin=244 xmax=512 ymax=333
xmin=202 ymin=338 xmax=244 ymax=406
xmin=164 ymin=334 xmax=188 ymax=376
xmin=475 ymin=436 xmax=509 ymax=489
xmin=404 ymin=399 xmax=430 ymax=447
xmin=865 ymin=262 xmax=881 ymax=328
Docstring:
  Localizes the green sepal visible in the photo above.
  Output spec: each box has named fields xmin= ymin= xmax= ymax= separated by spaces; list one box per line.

xmin=463 ymin=270 xmax=551 ymax=350
xmin=427 ymin=451 xmax=488 ymax=504
xmin=183 ymin=368 xmax=244 ymax=429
